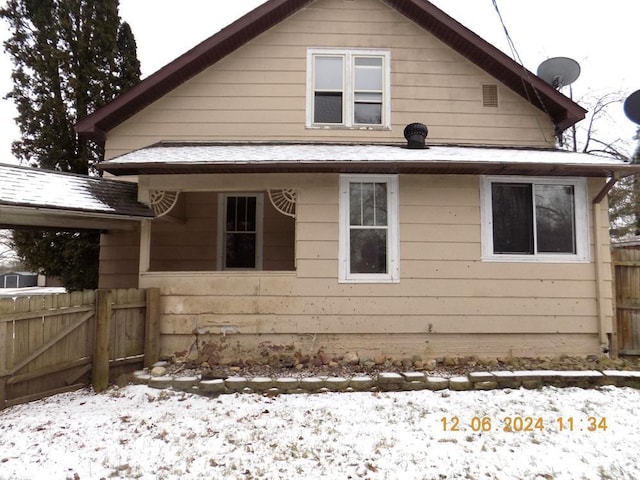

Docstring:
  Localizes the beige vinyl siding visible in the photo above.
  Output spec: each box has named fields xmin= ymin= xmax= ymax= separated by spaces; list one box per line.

xmin=150 ymin=192 xmax=217 ymax=271
xmin=104 ymin=0 xmax=554 ymax=159
xmin=99 ymin=227 xmax=141 ymax=288
xmin=132 ymin=173 xmax=610 ymax=360
xmin=263 ymin=198 xmax=296 ymax=271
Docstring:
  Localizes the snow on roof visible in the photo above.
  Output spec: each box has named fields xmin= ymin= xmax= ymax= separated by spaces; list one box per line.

xmin=101 ymin=143 xmax=639 ymax=177
xmin=109 ymin=143 xmax=626 ymax=165
xmin=0 ymin=163 xmax=153 ymax=218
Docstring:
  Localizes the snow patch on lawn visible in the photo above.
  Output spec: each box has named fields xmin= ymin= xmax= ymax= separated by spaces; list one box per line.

xmin=1 ymin=385 xmax=639 ymax=479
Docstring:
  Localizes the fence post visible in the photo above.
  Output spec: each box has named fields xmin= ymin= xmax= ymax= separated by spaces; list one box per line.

xmin=144 ymin=288 xmax=161 ymax=368
xmin=93 ymin=289 xmax=112 ymax=393
xmin=0 ymin=303 xmax=9 ymax=410
xmin=0 ymin=378 xmax=5 ymax=411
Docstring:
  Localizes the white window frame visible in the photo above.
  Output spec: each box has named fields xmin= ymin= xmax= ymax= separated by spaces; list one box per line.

xmin=339 ymin=174 xmax=400 ymax=283
xmin=216 ymin=193 xmax=264 ymax=270
xmin=480 ymin=176 xmax=590 ymax=263
xmin=306 ymin=48 xmax=391 ymax=129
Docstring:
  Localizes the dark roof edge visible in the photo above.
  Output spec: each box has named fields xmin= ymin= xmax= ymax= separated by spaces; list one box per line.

xmin=0 ymin=201 xmax=154 ymax=220
xmin=75 ymin=0 xmax=313 ymax=141
xmin=385 ymin=0 xmax=586 ymax=130
xmin=98 ymin=160 xmax=640 ymax=178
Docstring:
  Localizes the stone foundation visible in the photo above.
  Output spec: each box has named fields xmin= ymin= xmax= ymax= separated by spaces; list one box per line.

xmin=131 ymin=364 xmax=640 ymax=397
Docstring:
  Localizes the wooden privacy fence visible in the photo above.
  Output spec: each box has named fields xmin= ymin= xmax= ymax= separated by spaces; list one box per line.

xmin=0 ymin=288 xmax=159 ymax=410
xmin=612 ymin=245 xmax=640 ymax=356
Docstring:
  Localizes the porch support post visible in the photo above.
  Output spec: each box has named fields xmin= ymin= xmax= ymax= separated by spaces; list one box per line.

xmin=139 ymin=219 xmax=151 ymax=276
xmin=144 ymin=288 xmax=161 ymax=368
xmin=0 ymin=320 xmax=6 ymax=410
xmin=93 ymin=289 xmax=112 ymax=393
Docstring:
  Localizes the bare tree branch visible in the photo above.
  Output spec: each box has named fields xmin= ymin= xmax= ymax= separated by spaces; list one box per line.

xmin=0 ymin=229 xmax=20 ymax=267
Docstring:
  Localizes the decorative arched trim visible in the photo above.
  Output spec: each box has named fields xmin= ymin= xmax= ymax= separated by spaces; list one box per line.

xmin=268 ymin=189 xmax=296 ymax=217
xmin=149 ymin=190 xmax=179 ymax=217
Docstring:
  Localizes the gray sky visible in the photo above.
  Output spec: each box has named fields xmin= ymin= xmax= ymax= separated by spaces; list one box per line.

xmin=0 ymin=0 xmax=638 ymax=165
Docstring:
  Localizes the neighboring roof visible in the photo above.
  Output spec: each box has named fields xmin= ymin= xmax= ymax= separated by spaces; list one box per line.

xmin=99 ymin=143 xmax=640 ymax=178
xmin=75 ymin=0 xmax=586 ymax=141
xmin=0 ymin=163 xmax=154 ymax=230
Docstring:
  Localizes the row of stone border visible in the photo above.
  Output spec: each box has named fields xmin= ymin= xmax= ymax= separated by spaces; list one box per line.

xmin=131 ymin=368 xmax=640 ymax=396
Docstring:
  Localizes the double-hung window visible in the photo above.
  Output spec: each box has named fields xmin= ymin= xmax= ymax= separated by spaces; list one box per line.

xmin=217 ymin=194 xmax=264 ymax=270
xmin=480 ymin=176 xmax=589 ymax=262
xmin=339 ymin=175 xmax=399 ymax=282
xmin=307 ymin=48 xmax=391 ymax=128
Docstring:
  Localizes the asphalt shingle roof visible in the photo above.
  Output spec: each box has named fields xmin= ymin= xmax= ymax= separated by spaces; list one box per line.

xmin=0 ymin=163 xmax=153 ymax=218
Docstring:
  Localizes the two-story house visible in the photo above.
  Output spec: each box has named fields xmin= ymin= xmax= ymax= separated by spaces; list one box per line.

xmin=76 ymin=0 xmax=639 ymax=363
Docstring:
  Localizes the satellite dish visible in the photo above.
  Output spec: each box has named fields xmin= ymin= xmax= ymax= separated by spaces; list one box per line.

xmin=624 ymin=90 xmax=640 ymax=125
xmin=537 ymin=57 xmax=581 ymax=89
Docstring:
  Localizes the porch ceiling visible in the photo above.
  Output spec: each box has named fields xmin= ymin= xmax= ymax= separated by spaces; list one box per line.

xmin=100 ymin=143 xmax=640 ymax=178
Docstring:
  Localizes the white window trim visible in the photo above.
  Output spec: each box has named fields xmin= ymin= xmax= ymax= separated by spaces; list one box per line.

xmin=339 ymin=174 xmax=400 ymax=283
xmin=306 ymin=48 xmax=391 ymax=129
xmin=480 ymin=176 xmax=590 ymax=263
xmin=216 ymin=193 xmax=264 ymax=270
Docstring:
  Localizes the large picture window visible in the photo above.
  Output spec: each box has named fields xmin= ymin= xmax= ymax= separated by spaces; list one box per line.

xmin=480 ymin=176 xmax=589 ymax=262
xmin=339 ymin=175 xmax=399 ymax=282
xmin=307 ymin=48 xmax=390 ymax=129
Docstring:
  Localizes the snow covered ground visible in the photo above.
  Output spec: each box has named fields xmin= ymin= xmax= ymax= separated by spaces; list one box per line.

xmin=1 ymin=384 xmax=639 ymax=479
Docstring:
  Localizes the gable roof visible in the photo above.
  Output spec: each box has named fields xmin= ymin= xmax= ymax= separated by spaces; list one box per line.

xmin=0 ymin=163 xmax=154 ymax=230
xmin=75 ymin=0 xmax=586 ymax=142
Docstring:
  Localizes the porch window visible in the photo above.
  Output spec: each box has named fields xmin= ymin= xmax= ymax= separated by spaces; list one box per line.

xmin=480 ymin=176 xmax=589 ymax=262
xmin=339 ymin=174 xmax=399 ymax=283
xmin=307 ymin=48 xmax=390 ymax=128
xmin=217 ymin=194 xmax=264 ymax=270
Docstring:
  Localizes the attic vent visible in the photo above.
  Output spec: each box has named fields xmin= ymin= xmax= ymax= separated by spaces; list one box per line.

xmin=403 ymin=122 xmax=428 ymax=149
xmin=482 ymin=84 xmax=499 ymax=107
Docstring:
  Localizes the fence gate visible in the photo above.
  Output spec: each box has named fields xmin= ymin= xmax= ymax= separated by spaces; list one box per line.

xmin=612 ymin=245 xmax=640 ymax=355
xmin=0 ymin=291 xmax=96 ymax=409
xmin=0 ymin=288 xmax=158 ymax=409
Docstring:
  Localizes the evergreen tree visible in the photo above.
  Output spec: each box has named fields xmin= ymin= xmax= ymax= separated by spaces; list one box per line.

xmin=1 ymin=0 xmax=140 ymax=290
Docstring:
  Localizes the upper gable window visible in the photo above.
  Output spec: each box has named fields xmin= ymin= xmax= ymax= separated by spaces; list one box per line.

xmin=307 ymin=48 xmax=391 ymax=129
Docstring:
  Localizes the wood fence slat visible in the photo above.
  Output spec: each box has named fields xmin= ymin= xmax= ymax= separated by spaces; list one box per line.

xmin=11 ymin=297 xmax=31 ymax=400
xmin=0 ymin=297 xmax=13 ymax=409
xmin=5 ymin=384 xmax=86 ymax=409
xmin=7 ymin=311 xmax=94 ymax=376
xmin=0 ymin=298 xmax=12 ymax=374
xmin=7 ymin=357 xmax=92 ymax=385
xmin=126 ymin=289 xmax=144 ymax=359
xmin=111 ymin=302 xmax=146 ymax=310
xmin=0 ymin=305 xmax=97 ymax=323
xmin=28 ymin=296 xmax=44 ymax=375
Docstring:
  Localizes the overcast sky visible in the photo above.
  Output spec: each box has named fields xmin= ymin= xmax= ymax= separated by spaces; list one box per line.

xmin=0 ymin=0 xmax=638 ymax=165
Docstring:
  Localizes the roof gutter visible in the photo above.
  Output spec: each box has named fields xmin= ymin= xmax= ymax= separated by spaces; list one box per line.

xmin=0 ymin=205 xmax=152 ymax=231
xmin=97 ymin=160 xmax=640 ymax=178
